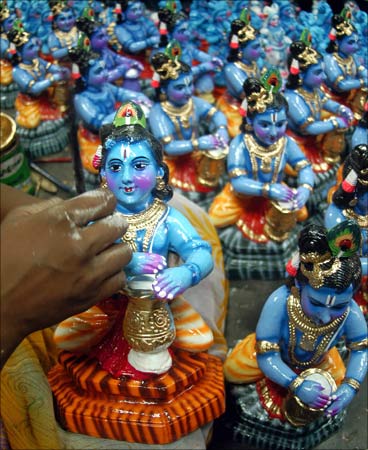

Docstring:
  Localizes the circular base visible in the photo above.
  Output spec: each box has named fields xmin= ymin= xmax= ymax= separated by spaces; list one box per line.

xmin=128 ymin=348 xmax=172 ymax=374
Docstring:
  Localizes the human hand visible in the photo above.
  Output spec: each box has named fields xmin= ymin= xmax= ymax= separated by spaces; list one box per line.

xmin=125 ymin=252 xmax=167 ymax=276
xmin=152 ymin=266 xmax=192 ymax=300
xmin=1 ymin=189 xmax=132 ymax=366
xmin=295 ymin=379 xmax=330 ymax=409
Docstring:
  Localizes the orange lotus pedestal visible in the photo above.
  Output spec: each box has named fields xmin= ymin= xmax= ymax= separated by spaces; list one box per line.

xmin=48 ymin=350 xmax=225 ymax=445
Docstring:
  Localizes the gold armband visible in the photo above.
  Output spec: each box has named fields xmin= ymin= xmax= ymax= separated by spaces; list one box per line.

xmin=358 ymin=65 xmax=365 ymax=73
xmin=45 ymin=62 xmax=52 ymax=70
xmin=293 ymin=159 xmax=311 ymax=172
xmin=49 ymin=75 xmax=55 ymax=84
xmin=300 ymin=116 xmax=315 ymax=131
xmin=330 ymin=117 xmax=339 ymax=130
xmin=347 ymin=338 xmax=368 ymax=351
xmin=255 ymin=340 xmax=280 ymax=354
xmin=261 ymin=183 xmax=271 ymax=198
xmin=333 ymin=75 xmax=344 ymax=87
xmin=300 ymin=183 xmax=313 ymax=192
xmin=228 ymin=168 xmax=247 ymax=178
xmin=288 ymin=376 xmax=304 ymax=393
xmin=160 ymin=135 xmax=173 ymax=145
xmin=360 ymin=78 xmax=365 ymax=88
xmin=27 ymin=80 xmax=35 ymax=90
xmin=192 ymin=138 xmax=199 ymax=150
xmin=206 ymin=106 xmax=217 ymax=119
xmin=343 ymin=377 xmax=361 ymax=392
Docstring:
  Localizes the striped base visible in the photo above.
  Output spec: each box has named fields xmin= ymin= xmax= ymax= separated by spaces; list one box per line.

xmin=48 ymin=350 xmax=225 ymax=445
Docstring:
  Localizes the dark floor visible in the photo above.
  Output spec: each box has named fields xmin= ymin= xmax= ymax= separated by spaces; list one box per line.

xmin=15 ymin=149 xmax=368 ymax=450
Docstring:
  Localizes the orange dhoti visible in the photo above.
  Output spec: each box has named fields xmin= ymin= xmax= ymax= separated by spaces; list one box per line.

xmin=216 ymin=91 xmax=242 ymax=138
xmin=77 ymin=124 xmax=100 ymax=175
xmin=14 ymin=93 xmax=62 ymax=129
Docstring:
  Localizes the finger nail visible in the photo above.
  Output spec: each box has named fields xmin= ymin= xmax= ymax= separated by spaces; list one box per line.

xmin=158 ymin=264 xmax=164 ymax=270
xmin=168 ymin=293 xmax=174 ymax=300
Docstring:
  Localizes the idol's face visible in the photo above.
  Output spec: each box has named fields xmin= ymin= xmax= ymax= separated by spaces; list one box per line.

xmin=3 ymin=14 xmax=16 ymax=32
xmin=165 ymin=72 xmax=194 ymax=107
xmin=126 ymin=2 xmax=143 ymax=21
xmin=251 ymin=108 xmax=288 ymax=146
xmin=302 ymin=61 xmax=326 ymax=89
xmin=172 ymin=20 xmax=190 ymax=44
xmin=242 ymin=37 xmax=264 ymax=62
xmin=86 ymin=59 xmax=109 ymax=86
xmin=300 ymin=284 xmax=352 ymax=325
xmin=102 ymin=140 xmax=161 ymax=213
xmin=22 ymin=37 xmax=40 ymax=60
xmin=55 ymin=9 xmax=75 ymax=32
xmin=90 ymin=27 xmax=109 ymax=51
xmin=339 ymin=32 xmax=359 ymax=56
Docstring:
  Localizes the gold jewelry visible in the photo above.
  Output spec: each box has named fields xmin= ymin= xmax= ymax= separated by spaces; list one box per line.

xmin=206 ymin=106 xmax=217 ymax=119
xmin=333 ymin=53 xmax=354 ymax=78
xmin=343 ymin=209 xmax=368 ymax=228
xmin=262 ymin=183 xmax=271 ymax=198
xmin=296 ymin=88 xmax=322 ymax=119
xmin=335 ymin=20 xmax=355 ymax=39
xmin=343 ymin=377 xmax=361 ymax=392
xmin=255 ymin=340 xmax=280 ymax=354
xmin=247 ymin=87 xmax=275 ymax=115
xmin=54 ymin=26 xmax=78 ymax=50
xmin=100 ymin=177 xmax=108 ymax=189
xmin=155 ymin=176 xmax=165 ymax=191
xmin=360 ymin=78 xmax=365 ymax=88
xmin=300 ymin=116 xmax=315 ymax=132
xmin=330 ymin=117 xmax=339 ymax=130
xmin=296 ymin=46 xmax=320 ymax=70
xmin=120 ymin=198 xmax=167 ymax=252
xmin=161 ymin=99 xmax=194 ymax=135
xmin=156 ymin=58 xmax=181 ymax=80
xmin=191 ymin=138 xmax=199 ymax=151
xmin=300 ymin=256 xmax=341 ymax=289
xmin=160 ymin=135 xmax=173 ymax=145
xmin=287 ymin=287 xmax=349 ymax=367
xmin=293 ymin=159 xmax=311 ymax=172
xmin=234 ymin=61 xmax=259 ymax=78
xmin=228 ymin=168 xmax=247 ymax=178
xmin=300 ymin=183 xmax=313 ymax=192
xmin=346 ymin=338 xmax=368 ymax=352
xmin=245 ymin=134 xmax=285 ymax=178
xmin=236 ymin=22 xmax=257 ymax=44
xmin=288 ymin=376 xmax=304 ymax=393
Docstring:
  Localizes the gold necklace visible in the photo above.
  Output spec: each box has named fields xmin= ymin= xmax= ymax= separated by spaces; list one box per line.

xmin=161 ymin=99 xmax=195 ymax=138
xmin=120 ymin=199 xmax=168 ymax=252
xmin=19 ymin=59 xmax=43 ymax=79
xmin=234 ymin=61 xmax=259 ymax=78
xmin=343 ymin=208 xmax=368 ymax=228
xmin=287 ymin=286 xmax=349 ymax=368
xmin=296 ymin=87 xmax=322 ymax=117
xmin=333 ymin=52 xmax=355 ymax=77
xmin=244 ymin=134 xmax=285 ymax=180
xmin=54 ymin=26 xmax=78 ymax=49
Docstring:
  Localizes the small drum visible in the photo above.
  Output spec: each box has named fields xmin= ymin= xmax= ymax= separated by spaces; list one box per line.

xmin=282 ymin=368 xmax=337 ymax=427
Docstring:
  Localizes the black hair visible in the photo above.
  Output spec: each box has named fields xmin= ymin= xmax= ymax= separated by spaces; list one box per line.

xmin=227 ymin=19 xmax=258 ymax=63
xmin=76 ymin=16 xmax=100 ymax=38
xmin=157 ymin=7 xmax=187 ymax=48
xmin=286 ymin=41 xmax=322 ymax=90
xmin=99 ymin=123 xmax=173 ymax=202
xmin=326 ymin=13 xmax=358 ymax=54
xmin=68 ymin=46 xmax=100 ymax=93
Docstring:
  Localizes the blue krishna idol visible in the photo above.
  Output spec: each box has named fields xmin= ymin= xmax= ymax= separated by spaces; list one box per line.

xmin=222 ymin=220 xmax=367 ymax=450
xmin=208 ymin=71 xmax=314 ymax=280
xmin=70 ymin=34 xmax=152 ymax=187
xmin=325 ymin=144 xmax=368 ymax=317
xmin=48 ymin=102 xmax=226 ymax=447
xmin=7 ymin=20 xmax=71 ymax=158
xmin=323 ymin=8 xmax=367 ymax=122
xmin=148 ymin=41 xmax=229 ymax=209
xmin=216 ymin=8 xmax=264 ymax=138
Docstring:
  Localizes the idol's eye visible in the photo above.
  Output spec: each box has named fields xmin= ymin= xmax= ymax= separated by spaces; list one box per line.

xmin=134 ymin=160 xmax=149 ymax=170
xmin=310 ymin=298 xmax=321 ymax=307
xmin=332 ymin=303 xmax=348 ymax=310
xmin=276 ymin=121 xmax=286 ymax=128
xmin=109 ymin=163 xmax=121 ymax=172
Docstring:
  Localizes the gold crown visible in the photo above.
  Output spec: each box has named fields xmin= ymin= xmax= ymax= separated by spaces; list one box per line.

xmin=237 ymin=23 xmax=257 ymax=44
xmin=155 ymin=57 xmax=181 ymax=80
xmin=51 ymin=1 xmax=68 ymax=17
xmin=300 ymin=251 xmax=341 ymax=289
xmin=335 ymin=20 xmax=355 ymax=38
xmin=247 ymin=87 xmax=274 ymax=114
xmin=297 ymin=46 xmax=320 ymax=70
xmin=8 ymin=23 xmax=29 ymax=47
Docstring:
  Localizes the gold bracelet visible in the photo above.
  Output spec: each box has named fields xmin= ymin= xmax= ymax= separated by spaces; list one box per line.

xmin=192 ymin=138 xmax=199 ymax=151
xmin=330 ymin=117 xmax=339 ymax=130
xmin=49 ymin=75 xmax=55 ymax=84
xmin=293 ymin=159 xmax=311 ymax=172
xmin=343 ymin=377 xmax=361 ymax=392
xmin=262 ymin=183 xmax=271 ymax=198
xmin=255 ymin=340 xmax=280 ymax=354
xmin=300 ymin=183 xmax=313 ymax=192
xmin=228 ymin=168 xmax=247 ymax=179
xmin=288 ymin=376 xmax=304 ymax=393
xmin=160 ymin=135 xmax=173 ymax=144
xmin=360 ymin=78 xmax=365 ymax=88
xmin=347 ymin=338 xmax=368 ymax=351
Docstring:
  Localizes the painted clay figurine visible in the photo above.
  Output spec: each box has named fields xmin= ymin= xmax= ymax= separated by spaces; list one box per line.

xmin=208 ymin=72 xmax=314 ymax=279
xmin=149 ymin=42 xmax=229 ymax=208
xmin=323 ymin=8 xmax=367 ymax=122
xmin=8 ymin=20 xmax=71 ymax=158
xmin=216 ymin=8 xmax=264 ymax=138
xmin=223 ymin=220 xmax=367 ymax=450
xmin=49 ymin=102 xmax=225 ymax=446
xmin=325 ymin=144 xmax=368 ymax=316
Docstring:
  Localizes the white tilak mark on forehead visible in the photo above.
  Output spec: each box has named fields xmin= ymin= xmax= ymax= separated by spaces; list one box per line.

xmin=271 ymin=112 xmax=277 ymax=123
xmin=121 ymin=144 xmax=131 ymax=160
xmin=326 ymin=294 xmax=336 ymax=307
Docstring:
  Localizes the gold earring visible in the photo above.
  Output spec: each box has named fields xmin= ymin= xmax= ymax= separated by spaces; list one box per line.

xmin=156 ymin=176 xmax=165 ymax=191
xmin=100 ymin=176 xmax=108 ymax=189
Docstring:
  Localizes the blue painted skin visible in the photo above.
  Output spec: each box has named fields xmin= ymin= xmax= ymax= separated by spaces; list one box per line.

xmin=228 ymin=107 xmax=314 ymax=209
xmin=0 ymin=13 xmax=16 ymax=58
xmin=114 ymin=1 xmax=160 ymax=54
xmin=47 ymin=8 xmax=78 ymax=61
xmin=73 ymin=59 xmax=152 ymax=133
xmin=284 ymin=61 xmax=354 ymax=135
xmin=12 ymin=37 xmax=70 ymax=95
xmin=100 ymin=138 xmax=214 ymax=300
xmin=256 ymin=281 xmax=367 ymax=417
xmin=149 ymin=70 xmax=229 ymax=156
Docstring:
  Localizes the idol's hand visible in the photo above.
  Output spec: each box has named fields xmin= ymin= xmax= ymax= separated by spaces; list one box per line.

xmin=295 ymin=380 xmax=330 ymax=409
xmin=147 ymin=36 xmax=160 ymax=47
xmin=338 ymin=105 xmax=354 ymax=123
xmin=295 ymin=186 xmax=311 ymax=208
xmin=125 ymin=252 xmax=167 ymax=276
xmin=216 ymin=127 xmax=229 ymax=145
xmin=269 ymin=183 xmax=295 ymax=203
xmin=135 ymin=94 xmax=153 ymax=108
xmin=334 ymin=116 xmax=350 ymax=129
xmin=198 ymin=134 xmax=222 ymax=150
xmin=152 ymin=267 xmax=192 ymax=300
xmin=130 ymin=60 xmax=144 ymax=71
xmin=325 ymin=384 xmax=356 ymax=417
xmin=211 ymin=56 xmax=224 ymax=69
